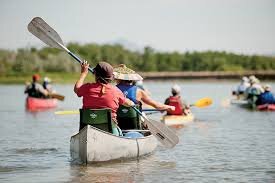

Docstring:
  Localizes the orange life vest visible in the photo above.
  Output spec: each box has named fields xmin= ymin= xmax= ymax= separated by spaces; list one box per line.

xmin=167 ymin=96 xmax=183 ymax=115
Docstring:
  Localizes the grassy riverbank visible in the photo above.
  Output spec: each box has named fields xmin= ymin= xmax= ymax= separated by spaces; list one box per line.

xmin=0 ymin=73 xmax=95 ymax=84
xmin=0 ymin=70 xmax=274 ymax=84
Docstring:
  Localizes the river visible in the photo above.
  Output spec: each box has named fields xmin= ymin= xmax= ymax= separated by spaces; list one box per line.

xmin=0 ymin=80 xmax=274 ymax=182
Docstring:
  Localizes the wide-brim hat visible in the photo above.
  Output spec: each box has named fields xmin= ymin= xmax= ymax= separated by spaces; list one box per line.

xmin=113 ymin=64 xmax=143 ymax=81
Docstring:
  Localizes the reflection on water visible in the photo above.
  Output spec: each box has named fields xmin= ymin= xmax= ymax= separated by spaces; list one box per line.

xmin=68 ymin=155 xmax=176 ymax=183
xmin=0 ymin=82 xmax=275 ymax=182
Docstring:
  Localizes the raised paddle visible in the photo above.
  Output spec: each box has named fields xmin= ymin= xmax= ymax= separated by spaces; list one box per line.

xmin=28 ymin=17 xmax=179 ymax=148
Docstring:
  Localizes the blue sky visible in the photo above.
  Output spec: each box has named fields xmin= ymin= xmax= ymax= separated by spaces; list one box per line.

xmin=0 ymin=0 xmax=274 ymax=55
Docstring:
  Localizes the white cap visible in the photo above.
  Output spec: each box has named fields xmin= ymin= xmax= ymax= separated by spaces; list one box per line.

xmin=264 ymin=84 xmax=271 ymax=91
xmin=172 ymin=84 xmax=181 ymax=94
xmin=242 ymin=76 xmax=249 ymax=82
xmin=44 ymin=77 xmax=51 ymax=82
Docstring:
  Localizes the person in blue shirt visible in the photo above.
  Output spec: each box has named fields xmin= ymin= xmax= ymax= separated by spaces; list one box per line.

xmin=256 ymin=84 xmax=275 ymax=105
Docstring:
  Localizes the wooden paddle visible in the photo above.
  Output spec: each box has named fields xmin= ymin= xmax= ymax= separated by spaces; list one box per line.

xmin=48 ymin=93 xmax=65 ymax=101
xmin=28 ymin=17 xmax=179 ymax=149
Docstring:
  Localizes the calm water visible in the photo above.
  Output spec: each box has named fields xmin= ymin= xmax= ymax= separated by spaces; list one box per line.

xmin=0 ymin=80 xmax=275 ymax=183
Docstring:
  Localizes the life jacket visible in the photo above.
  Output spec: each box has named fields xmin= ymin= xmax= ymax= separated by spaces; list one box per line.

xmin=26 ymin=83 xmax=44 ymax=98
xmin=167 ymin=96 xmax=183 ymax=115
xmin=116 ymin=84 xmax=138 ymax=104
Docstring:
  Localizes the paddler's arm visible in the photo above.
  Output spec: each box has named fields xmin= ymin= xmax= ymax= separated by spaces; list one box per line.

xmin=74 ymin=60 xmax=89 ymax=94
xmin=137 ymin=89 xmax=175 ymax=111
xmin=37 ymin=85 xmax=49 ymax=97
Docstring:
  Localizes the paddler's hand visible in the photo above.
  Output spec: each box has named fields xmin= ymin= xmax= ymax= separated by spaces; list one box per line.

xmin=166 ymin=105 xmax=175 ymax=113
xmin=81 ymin=60 xmax=89 ymax=76
xmin=123 ymin=98 xmax=135 ymax=107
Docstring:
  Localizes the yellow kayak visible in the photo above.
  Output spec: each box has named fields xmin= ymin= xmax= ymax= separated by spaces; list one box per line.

xmin=161 ymin=113 xmax=194 ymax=127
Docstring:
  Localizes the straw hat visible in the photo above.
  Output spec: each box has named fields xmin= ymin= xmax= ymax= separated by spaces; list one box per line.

xmin=113 ymin=64 xmax=143 ymax=81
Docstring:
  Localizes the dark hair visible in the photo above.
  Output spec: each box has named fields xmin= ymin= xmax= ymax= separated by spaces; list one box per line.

xmin=95 ymin=74 xmax=111 ymax=84
xmin=172 ymin=91 xmax=178 ymax=96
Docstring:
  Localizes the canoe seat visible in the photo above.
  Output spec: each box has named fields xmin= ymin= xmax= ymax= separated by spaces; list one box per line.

xmin=79 ymin=108 xmax=113 ymax=133
xmin=117 ymin=105 xmax=141 ymax=130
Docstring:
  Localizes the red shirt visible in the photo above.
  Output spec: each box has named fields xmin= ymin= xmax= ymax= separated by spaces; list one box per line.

xmin=76 ymin=82 xmax=126 ymax=119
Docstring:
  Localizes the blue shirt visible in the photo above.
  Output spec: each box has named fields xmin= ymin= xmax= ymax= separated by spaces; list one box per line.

xmin=257 ymin=91 xmax=275 ymax=105
xmin=116 ymin=84 xmax=138 ymax=104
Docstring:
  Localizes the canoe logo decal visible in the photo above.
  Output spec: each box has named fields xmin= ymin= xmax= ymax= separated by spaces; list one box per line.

xmin=122 ymin=109 xmax=129 ymax=113
xmin=90 ymin=113 xmax=97 ymax=119
xmin=156 ymin=133 xmax=165 ymax=140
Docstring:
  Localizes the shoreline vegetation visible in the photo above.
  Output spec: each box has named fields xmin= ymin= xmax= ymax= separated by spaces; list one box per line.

xmin=0 ymin=43 xmax=274 ymax=83
xmin=0 ymin=71 xmax=274 ymax=84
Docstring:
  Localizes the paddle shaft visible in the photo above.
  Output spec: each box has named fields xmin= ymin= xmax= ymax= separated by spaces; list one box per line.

xmin=57 ymin=42 xmax=94 ymax=73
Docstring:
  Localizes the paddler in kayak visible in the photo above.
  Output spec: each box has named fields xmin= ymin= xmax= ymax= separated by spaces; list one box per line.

xmin=164 ymin=84 xmax=190 ymax=115
xmin=74 ymin=61 xmax=135 ymax=135
xmin=24 ymin=74 xmax=49 ymax=98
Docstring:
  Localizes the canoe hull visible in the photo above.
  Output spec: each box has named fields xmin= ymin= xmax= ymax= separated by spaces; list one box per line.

xmin=162 ymin=113 xmax=194 ymax=126
xmin=26 ymin=97 xmax=58 ymax=111
xmin=70 ymin=125 xmax=158 ymax=163
xmin=231 ymin=99 xmax=275 ymax=111
xmin=257 ymin=104 xmax=275 ymax=111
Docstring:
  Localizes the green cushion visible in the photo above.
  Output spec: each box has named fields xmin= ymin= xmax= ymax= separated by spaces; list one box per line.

xmin=117 ymin=105 xmax=139 ymax=118
xmin=117 ymin=105 xmax=142 ymax=130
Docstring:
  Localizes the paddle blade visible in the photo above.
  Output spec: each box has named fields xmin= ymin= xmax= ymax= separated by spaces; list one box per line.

xmin=28 ymin=17 xmax=65 ymax=50
xmin=193 ymin=97 xmax=213 ymax=108
xmin=48 ymin=93 xmax=65 ymax=101
xmin=55 ymin=110 xmax=79 ymax=115
xmin=143 ymin=117 xmax=179 ymax=148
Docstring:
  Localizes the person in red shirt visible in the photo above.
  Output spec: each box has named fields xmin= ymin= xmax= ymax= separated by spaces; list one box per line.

xmin=164 ymin=84 xmax=190 ymax=115
xmin=74 ymin=61 xmax=134 ymax=135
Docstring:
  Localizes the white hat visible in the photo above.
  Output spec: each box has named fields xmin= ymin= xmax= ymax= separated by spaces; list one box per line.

xmin=172 ymin=84 xmax=181 ymax=94
xmin=44 ymin=77 xmax=51 ymax=82
xmin=242 ymin=76 xmax=249 ymax=82
xmin=264 ymin=84 xmax=271 ymax=91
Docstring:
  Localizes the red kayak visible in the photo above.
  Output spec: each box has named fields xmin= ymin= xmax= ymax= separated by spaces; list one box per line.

xmin=26 ymin=96 xmax=58 ymax=111
xmin=257 ymin=104 xmax=275 ymax=111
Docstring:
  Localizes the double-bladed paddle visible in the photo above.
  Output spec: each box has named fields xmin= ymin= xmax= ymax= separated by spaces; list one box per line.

xmin=28 ymin=17 xmax=179 ymax=148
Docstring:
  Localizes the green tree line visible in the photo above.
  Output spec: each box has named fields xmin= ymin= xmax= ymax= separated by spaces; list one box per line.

xmin=1 ymin=43 xmax=275 ymax=76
